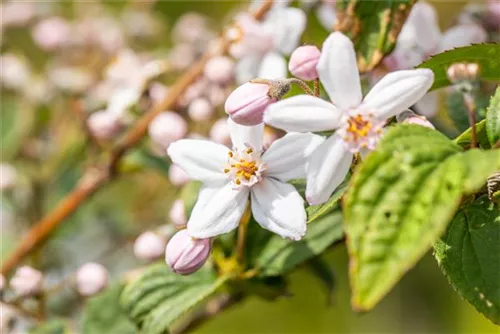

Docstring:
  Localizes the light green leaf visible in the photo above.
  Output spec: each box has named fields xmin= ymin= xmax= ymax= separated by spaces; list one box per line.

xmin=336 ymin=0 xmax=414 ymax=72
xmin=121 ymin=264 xmax=226 ymax=334
xmin=180 ymin=181 xmax=202 ymax=216
xmin=82 ymin=283 xmax=135 ymax=334
xmin=418 ymin=44 xmax=500 ymax=91
xmin=434 ymin=197 xmax=500 ymax=324
xmin=486 ymin=86 xmax=500 ymax=146
xmin=344 ymin=125 xmax=500 ymax=311
xmin=256 ymin=211 xmax=344 ymax=277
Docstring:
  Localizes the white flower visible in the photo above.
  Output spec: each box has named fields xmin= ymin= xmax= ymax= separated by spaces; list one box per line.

xmin=264 ymin=32 xmax=434 ymax=205
xmin=384 ymin=1 xmax=487 ymax=117
xmin=167 ymin=119 xmax=324 ymax=240
xmin=229 ymin=7 xmax=306 ymax=83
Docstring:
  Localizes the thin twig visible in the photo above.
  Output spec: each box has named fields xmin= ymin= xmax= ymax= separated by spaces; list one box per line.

xmin=463 ymin=93 xmax=477 ymax=148
xmin=313 ymin=78 xmax=320 ymax=97
xmin=287 ymin=78 xmax=315 ymax=96
xmin=0 ymin=0 xmax=275 ymax=276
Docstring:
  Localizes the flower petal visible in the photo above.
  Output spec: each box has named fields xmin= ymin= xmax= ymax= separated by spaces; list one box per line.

xmin=317 ymin=32 xmax=362 ymax=110
xmin=264 ymin=95 xmax=342 ymax=132
xmin=306 ymin=134 xmax=353 ymax=205
xmin=228 ymin=118 xmax=264 ymax=151
xmin=264 ymin=8 xmax=307 ymax=55
xmin=188 ymin=184 xmax=249 ymax=238
xmin=403 ymin=2 xmax=441 ymax=54
xmin=439 ymin=24 xmax=487 ymax=53
xmin=362 ymin=69 xmax=434 ymax=120
xmin=258 ymin=52 xmax=287 ymax=80
xmin=167 ymin=139 xmax=229 ymax=186
xmin=251 ymin=178 xmax=306 ymax=240
xmin=263 ymin=132 xmax=325 ymax=182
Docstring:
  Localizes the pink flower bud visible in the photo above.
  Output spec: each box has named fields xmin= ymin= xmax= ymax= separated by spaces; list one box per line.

xmin=149 ymin=82 xmax=169 ymax=104
xmin=148 ymin=112 xmax=188 ymax=149
xmin=87 ymin=110 xmax=123 ymax=140
xmin=289 ymin=45 xmax=321 ymax=81
xmin=75 ymin=263 xmax=109 ymax=296
xmin=165 ymin=230 xmax=211 ymax=275
xmin=204 ymin=56 xmax=235 ymax=84
xmin=32 ymin=17 xmax=71 ymax=51
xmin=134 ymin=231 xmax=166 ymax=261
xmin=207 ymin=85 xmax=228 ymax=107
xmin=168 ymin=164 xmax=190 ymax=187
xmin=169 ymin=199 xmax=187 ymax=228
xmin=225 ymin=83 xmax=275 ymax=126
xmin=0 ymin=163 xmax=17 ymax=191
xmin=188 ymin=98 xmax=214 ymax=122
xmin=397 ymin=110 xmax=435 ymax=129
xmin=10 ymin=266 xmax=43 ymax=297
xmin=209 ymin=118 xmax=231 ymax=146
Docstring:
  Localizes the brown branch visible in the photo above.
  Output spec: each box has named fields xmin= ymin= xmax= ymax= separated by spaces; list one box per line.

xmin=0 ymin=0 xmax=274 ymax=276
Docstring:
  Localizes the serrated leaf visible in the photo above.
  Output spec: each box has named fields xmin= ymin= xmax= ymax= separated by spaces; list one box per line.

xmin=454 ymin=119 xmax=490 ymax=149
xmin=335 ymin=0 xmax=414 ymax=72
xmin=344 ymin=125 xmax=500 ymax=311
xmin=418 ymin=44 xmax=500 ymax=91
xmin=121 ymin=264 xmax=226 ymax=334
xmin=434 ymin=197 xmax=500 ymax=324
xmin=486 ymin=86 xmax=500 ymax=146
xmin=307 ymin=176 xmax=349 ymax=223
xmin=256 ymin=211 xmax=344 ymax=277
xmin=82 ymin=283 xmax=135 ymax=334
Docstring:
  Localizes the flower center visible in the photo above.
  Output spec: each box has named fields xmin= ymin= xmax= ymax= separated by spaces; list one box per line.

xmin=223 ymin=147 xmax=265 ymax=188
xmin=338 ymin=111 xmax=385 ymax=153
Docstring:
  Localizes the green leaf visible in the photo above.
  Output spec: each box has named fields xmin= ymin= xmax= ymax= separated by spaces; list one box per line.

xmin=256 ymin=211 xmax=344 ymax=277
xmin=121 ymin=264 xmax=226 ymax=334
xmin=82 ymin=283 xmax=136 ymax=334
xmin=418 ymin=44 xmax=500 ymax=91
xmin=454 ymin=119 xmax=490 ymax=149
xmin=344 ymin=125 xmax=500 ymax=311
xmin=0 ymin=97 xmax=35 ymax=160
xmin=307 ymin=177 xmax=349 ymax=223
xmin=336 ymin=0 xmax=414 ymax=72
xmin=486 ymin=86 xmax=500 ymax=146
xmin=434 ymin=197 xmax=500 ymax=324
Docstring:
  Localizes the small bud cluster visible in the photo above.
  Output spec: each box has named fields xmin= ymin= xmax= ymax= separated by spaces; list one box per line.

xmin=446 ymin=62 xmax=480 ymax=94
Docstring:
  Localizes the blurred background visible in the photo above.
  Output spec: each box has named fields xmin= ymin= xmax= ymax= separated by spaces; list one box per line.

xmin=1 ymin=0 xmax=499 ymax=333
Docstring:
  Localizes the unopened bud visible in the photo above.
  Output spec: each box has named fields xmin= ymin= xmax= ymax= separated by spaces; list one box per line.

xmin=209 ymin=118 xmax=231 ymax=146
xmin=32 ymin=17 xmax=71 ymax=51
xmin=0 ymin=163 xmax=17 ymax=191
xmin=165 ymin=230 xmax=211 ymax=275
xmin=204 ymin=56 xmax=235 ymax=85
xmin=134 ymin=231 xmax=166 ymax=261
xmin=397 ymin=110 xmax=435 ymax=129
xmin=447 ymin=62 xmax=480 ymax=84
xmin=289 ymin=45 xmax=321 ymax=81
xmin=169 ymin=199 xmax=187 ymax=228
xmin=188 ymin=98 xmax=214 ymax=122
xmin=168 ymin=164 xmax=190 ymax=187
xmin=75 ymin=263 xmax=109 ymax=296
xmin=225 ymin=82 xmax=281 ymax=126
xmin=87 ymin=110 xmax=123 ymax=140
xmin=148 ymin=112 xmax=188 ymax=149
xmin=10 ymin=266 xmax=43 ymax=297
